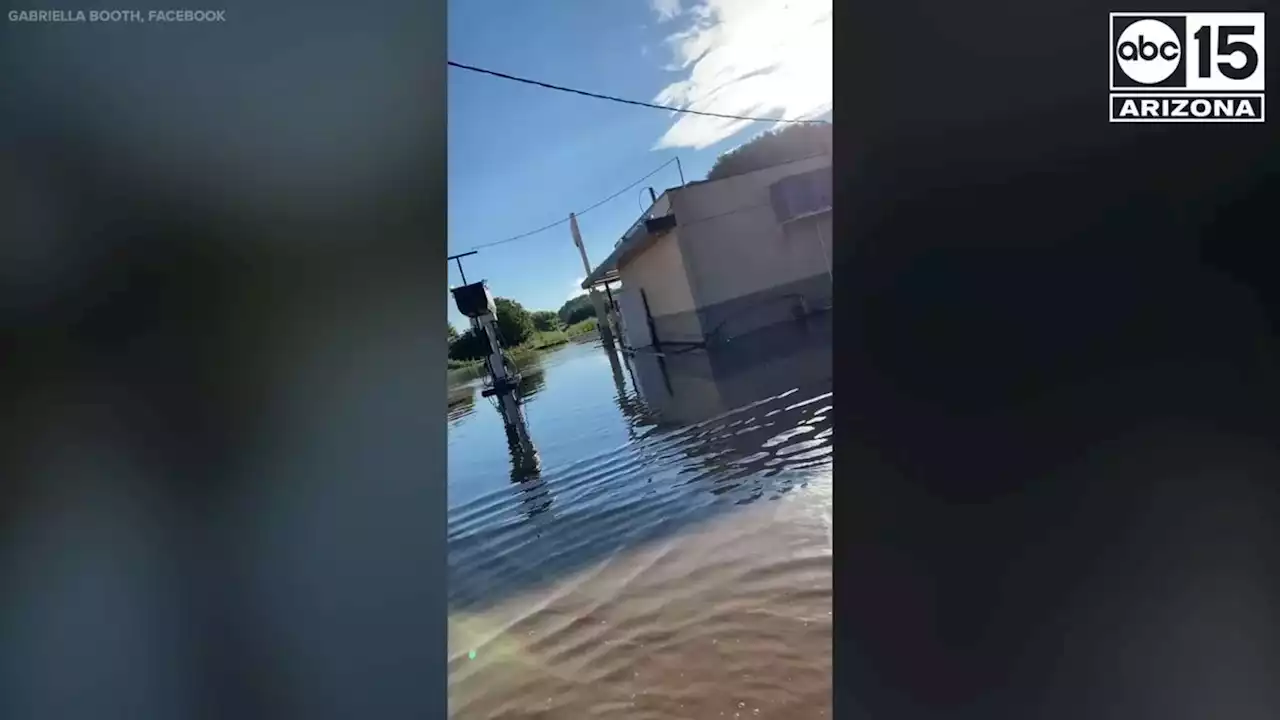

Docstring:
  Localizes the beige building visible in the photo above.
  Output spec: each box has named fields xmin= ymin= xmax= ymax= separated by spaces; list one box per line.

xmin=583 ymin=153 xmax=833 ymax=350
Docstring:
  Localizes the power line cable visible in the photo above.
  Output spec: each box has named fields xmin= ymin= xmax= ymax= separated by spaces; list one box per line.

xmin=574 ymin=157 xmax=677 ymax=216
xmin=470 ymin=157 xmax=679 ymax=251
xmin=448 ymin=60 xmax=830 ymax=126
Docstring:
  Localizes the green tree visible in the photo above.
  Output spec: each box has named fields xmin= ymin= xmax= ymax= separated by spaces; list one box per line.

xmin=446 ymin=298 xmax=547 ymax=360
xmin=566 ymin=304 xmax=595 ymax=326
xmin=557 ymin=294 xmax=595 ymax=326
xmin=493 ymin=297 xmax=535 ymax=347
xmin=530 ymin=310 xmax=561 ymax=332
xmin=448 ymin=328 xmax=490 ymax=361
xmin=705 ymin=123 xmax=832 ymax=182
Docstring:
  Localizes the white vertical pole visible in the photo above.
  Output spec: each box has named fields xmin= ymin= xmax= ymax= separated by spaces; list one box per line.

xmin=570 ymin=213 xmax=592 ymax=277
xmin=570 ymin=213 xmax=617 ymax=345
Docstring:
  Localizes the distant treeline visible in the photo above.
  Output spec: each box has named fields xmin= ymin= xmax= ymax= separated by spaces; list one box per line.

xmin=557 ymin=293 xmax=597 ymax=326
xmin=448 ymin=294 xmax=597 ymax=364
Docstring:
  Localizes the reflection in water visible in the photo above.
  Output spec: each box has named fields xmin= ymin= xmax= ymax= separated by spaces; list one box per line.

xmin=505 ymin=425 xmax=550 ymax=521
xmin=451 ymin=361 xmax=550 ymax=515
xmin=448 ymin=317 xmax=832 ymax=718
xmin=515 ymin=365 xmax=546 ymax=398
xmin=607 ymin=346 xmax=651 ymax=439
xmin=448 ymin=361 xmax=546 ymax=426
xmin=504 ymin=422 xmax=542 ymax=483
xmin=447 ymin=385 xmax=475 ymax=423
xmin=508 ymin=367 xmax=547 ymax=516
xmin=631 ymin=313 xmax=831 ymax=427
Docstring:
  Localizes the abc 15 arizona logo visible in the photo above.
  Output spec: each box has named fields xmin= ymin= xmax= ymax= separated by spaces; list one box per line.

xmin=1110 ymin=12 xmax=1265 ymax=122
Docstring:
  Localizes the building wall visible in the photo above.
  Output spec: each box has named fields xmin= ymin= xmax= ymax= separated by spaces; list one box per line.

xmin=615 ymin=229 xmax=704 ymax=345
xmin=670 ymin=154 xmax=833 ymax=340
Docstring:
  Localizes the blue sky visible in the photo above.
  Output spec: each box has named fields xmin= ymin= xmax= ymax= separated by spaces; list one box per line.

xmin=447 ymin=0 xmax=832 ymax=330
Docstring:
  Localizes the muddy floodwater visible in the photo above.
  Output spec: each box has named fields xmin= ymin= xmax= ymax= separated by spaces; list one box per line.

xmin=447 ymin=315 xmax=833 ymax=718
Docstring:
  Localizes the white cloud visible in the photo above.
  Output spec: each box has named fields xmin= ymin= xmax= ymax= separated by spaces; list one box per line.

xmin=650 ymin=0 xmax=683 ymax=22
xmin=650 ymin=0 xmax=832 ymax=150
xmin=568 ymin=278 xmax=586 ymax=302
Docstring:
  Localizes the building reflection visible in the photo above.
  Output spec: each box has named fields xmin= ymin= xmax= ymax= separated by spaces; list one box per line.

xmin=620 ymin=313 xmax=834 ymax=498
xmin=628 ymin=313 xmax=832 ymax=427
xmin=603 ymin=344 xmax=654 ymax=439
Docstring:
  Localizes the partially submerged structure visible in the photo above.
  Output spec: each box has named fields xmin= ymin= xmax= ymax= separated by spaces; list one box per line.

xmin=582 ymin=153 xmax=832 ymax=351
xmin=629 ymin=312 xmax=832 ymax=426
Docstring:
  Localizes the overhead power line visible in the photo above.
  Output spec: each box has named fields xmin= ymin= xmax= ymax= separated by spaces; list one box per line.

xmin=470 ymin=157 xmax=680 ymax=251
xmin=448 ymin=60 xmax=830 ymax=126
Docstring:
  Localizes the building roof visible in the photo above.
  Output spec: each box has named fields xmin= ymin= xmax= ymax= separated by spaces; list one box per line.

xmin=580 ymin=188 xmax=679 ymax=289
xmin=579 ymin=153 xmax=833 ymax=290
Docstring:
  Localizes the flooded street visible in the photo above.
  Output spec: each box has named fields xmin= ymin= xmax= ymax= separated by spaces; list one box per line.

xmin=447 ymin=317 xmax=833 ymax=718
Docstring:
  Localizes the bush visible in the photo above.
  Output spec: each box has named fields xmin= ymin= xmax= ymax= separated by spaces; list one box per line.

xmin=566 ymin=305 xmax=595 ymax=326
xmin=530 ymin=310 xmax=561 ymax=332
xmin=494 ymin=297 xmax=535 ymax=347
xmin=558 ymin=294 xmax=595 ymax=326
xmin=448 ymin=328 xmax=490 ymax=361
xmin=528 ymin=329 xmax=569 ymax=348
xmin=565 ymin=317 xmax=598 ymax=337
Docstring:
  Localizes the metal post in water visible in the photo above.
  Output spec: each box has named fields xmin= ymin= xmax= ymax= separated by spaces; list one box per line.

xmin=602 ymin=282 xmax=629 ymax=350
xmin=448 ymin=257 xmax=537 ymax=446
xmin=473 ymin=308 xmax=526 ymax=433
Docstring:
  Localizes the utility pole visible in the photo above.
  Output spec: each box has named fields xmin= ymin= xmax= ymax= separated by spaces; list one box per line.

xmin=569 ymin=213 xmax=591 ymax=277
xmin=569 ymin=213 xmax=618 ymax=347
